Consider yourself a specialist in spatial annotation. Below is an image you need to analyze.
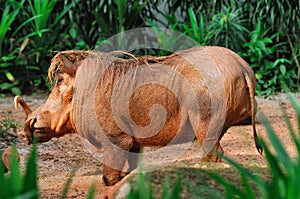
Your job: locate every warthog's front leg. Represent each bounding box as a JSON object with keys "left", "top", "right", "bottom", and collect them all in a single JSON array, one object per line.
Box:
[
  {"left": 102, "top": 134, "right": 134, "bottom": 186},
  {"left": 102, "top": 164, "right": 124, "bottom": 186},
  {"left": 201, "top": 141, "right": 224, "bottom": 162},
  {"left": 102, "top": 147, "right": 127, "bottom": 186}
]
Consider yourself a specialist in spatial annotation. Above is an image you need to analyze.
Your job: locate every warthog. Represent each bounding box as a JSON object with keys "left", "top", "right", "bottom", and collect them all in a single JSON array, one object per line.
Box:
[{"left": 15, "top": 46, "right": 262, "bottom": 186}]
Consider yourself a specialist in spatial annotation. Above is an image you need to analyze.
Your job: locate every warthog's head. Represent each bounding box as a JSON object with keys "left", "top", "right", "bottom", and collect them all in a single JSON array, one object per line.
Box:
[{"left": 15, "top": 51, "right": 89, "bottom": 144}]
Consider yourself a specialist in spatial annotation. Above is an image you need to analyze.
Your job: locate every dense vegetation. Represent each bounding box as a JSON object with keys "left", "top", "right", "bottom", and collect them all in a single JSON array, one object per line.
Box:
[{"left": 0, "top": 0, "right": 299, "bottom": 96}]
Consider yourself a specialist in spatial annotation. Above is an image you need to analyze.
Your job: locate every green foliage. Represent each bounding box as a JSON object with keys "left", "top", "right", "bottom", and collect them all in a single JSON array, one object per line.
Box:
[
  {"left": 0, "top": 0, "right": 299, "bottom": 95},
  {"left": 178, "top": 6, "right": 248, "bottom": 51},
  {"left": 0, "top": 143, "right": 96, "bottom": 199},
  {"left": 244, "top": 0, "right": 300, "bottom": 95},
  {"left": 66, "top": 0, "right": 148, "bottom": 49},
  {"left": 0, "top": 0, "right": 25, "bottom": 57},
  {"left": 127, "top": 170, "right": 153, "bottom": 199},
  {"left": 0, "top": 0, "right": 74, "bottom": 95},
  {"left": 19, "top": 0, "right": 75, "bottom": 73},
  {"left": 242, "top": 21, "right": 296, "bottom": 95},
  {"left": 182, "top": 8, "right": 209, "bottom": 45},
  {"left": 146, "top": 19, "right": 192, "bottom": 56},
  {"left": 209, "top": 5, "right": 248, "bottom": 51},
  {"left": 147, "top": 3, "right": 298, "bottom": 95},
  {"left": 147, "top": 6, "right": 247, "bottom": 55},
  {"left": 0, "top": 0, "right": 25, "bottom": 95},
  {"left": 207, "top": 92, "right": 300, "bottom": 198},
  {"left": 0, "top": 117, "right": 20, "bottom": 137},
  {"left": 0, "top": 144, "right": 38, "bottom": 199}
]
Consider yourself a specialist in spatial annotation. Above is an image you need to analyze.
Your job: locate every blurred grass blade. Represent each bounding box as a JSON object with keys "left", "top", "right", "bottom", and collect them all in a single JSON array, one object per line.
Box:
[
  {"left": 86, "top": 183, "right": 96, "bottom": 199},
  {"left": 19, "top": 38, "right": 30, "bottom": 55},
  {"left": 14, "top": 190, "right": 39, "bottom": 199},
  {"left": 280, "top": 105, "right": 300, "bottom": 155},
  {"left": 8, "top": 145, "right": 23, "bottom": 197},
  {"left": 161, "top": 175, "right": 169, "bottom": 199},
  {"left": 52, "top": 2, "right": 75, "bottom": 26},
  {"left": 222, "top": 155, "right": 266, "bottom": 189},
  {"left": 169, "top": 176, "right": 181, "bottom": 199},
  {"left": 206, "top": 170, "right": 246, "bottom": 198},
  {"left": 241, "top": 174, "right": 256, "bottom": 198},
  {"left": 60, "top": 163, "right": 80, "bottom": 199},
  {"left": 188, "top": 8, "right": 199, "bottom": 40},
  {"left": 285, "top": 92, "right": 300, "bottom": 132},
  {"left": 259, "top": 112, "right": 291, "bottom": 165},
  {"left": 0, "top": 163, "right": 8, "bottom": 198},
  {"left": 261, "top": 139, "right": 284, "bottom": 178},
  {"left": 117, "top": 0, "right": 126, "bottom": 29},
  {"left": 23, "top": 143, "right": 38, "bottom": 198},
  {"left": 11, "top": 15, "right": 43, "bottom": 38},
  {"left": 137, "top": 168, "right": 151, "bottom": 199}
]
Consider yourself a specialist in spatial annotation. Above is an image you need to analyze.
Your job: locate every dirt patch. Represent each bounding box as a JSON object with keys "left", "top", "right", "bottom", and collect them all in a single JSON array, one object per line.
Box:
[{"left": 0, "top": 93, "right": 299, "bottom": 198}]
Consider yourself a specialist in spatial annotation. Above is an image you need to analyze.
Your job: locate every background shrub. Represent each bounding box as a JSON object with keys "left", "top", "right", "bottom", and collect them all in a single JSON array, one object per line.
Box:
[{"left": 0, "top": 0, "right": 299, "bottom": 95}]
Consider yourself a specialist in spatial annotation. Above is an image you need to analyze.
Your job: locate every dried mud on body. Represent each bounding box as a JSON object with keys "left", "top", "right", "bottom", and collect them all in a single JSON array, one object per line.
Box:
[{"left": 0, "top": 93, "right": 299, "bottom": 198}]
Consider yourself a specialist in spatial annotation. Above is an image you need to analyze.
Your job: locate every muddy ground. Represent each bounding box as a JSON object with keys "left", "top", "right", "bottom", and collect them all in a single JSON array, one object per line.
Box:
[{"left": 0, "top": 93, "right": 299, "bottom": 198}]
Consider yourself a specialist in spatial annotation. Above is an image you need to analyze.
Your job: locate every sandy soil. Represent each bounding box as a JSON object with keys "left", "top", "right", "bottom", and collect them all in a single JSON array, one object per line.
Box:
[{"left": 0, "top": 93, "right": 299, "bottom": 198}]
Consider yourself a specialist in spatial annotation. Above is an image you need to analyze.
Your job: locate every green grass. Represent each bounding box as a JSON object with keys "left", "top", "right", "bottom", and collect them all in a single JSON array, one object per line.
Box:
[
  {"left": 0, "top": 117, "right": 20, "bottom": 137},
  {"left": 0, "top": 143, "right": 96, "bottom": 199},
  {"left": 0, "top": 144, "right": 38, "bottom": 199}
]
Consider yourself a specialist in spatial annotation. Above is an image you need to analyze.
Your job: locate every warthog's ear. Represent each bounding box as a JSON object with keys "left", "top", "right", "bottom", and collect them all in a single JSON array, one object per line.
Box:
[{"left": 61, "top": 55, "right": 77, "bottom": 77}]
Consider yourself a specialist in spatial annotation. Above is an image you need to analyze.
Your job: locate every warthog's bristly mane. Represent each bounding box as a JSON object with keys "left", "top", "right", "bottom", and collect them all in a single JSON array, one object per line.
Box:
[
  {"left": 48, "top": 50, "right": 171, "bottom": 83},
  {"left": 48, "top": 50, "right": 91, "bottom": 83}
]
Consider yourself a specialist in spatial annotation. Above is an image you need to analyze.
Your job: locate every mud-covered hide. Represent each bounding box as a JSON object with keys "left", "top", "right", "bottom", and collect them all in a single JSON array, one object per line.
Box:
[{"left": 71, "top": 46, "right": 254, "bottom": 160}]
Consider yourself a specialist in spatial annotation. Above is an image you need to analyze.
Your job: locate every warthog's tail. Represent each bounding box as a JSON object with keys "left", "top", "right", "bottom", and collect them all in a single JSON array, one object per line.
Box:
[{"left": 244, "top": 70, "right": 263, "bottom": 154}]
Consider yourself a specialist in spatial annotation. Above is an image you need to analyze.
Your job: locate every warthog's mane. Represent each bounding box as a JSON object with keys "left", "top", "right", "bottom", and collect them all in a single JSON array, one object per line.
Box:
[
  {"left": 48, "top": 50, "right": 171, "bottom": 83},
  {"left": 48, "top": 50, "right": 91, "bottom": 83}
]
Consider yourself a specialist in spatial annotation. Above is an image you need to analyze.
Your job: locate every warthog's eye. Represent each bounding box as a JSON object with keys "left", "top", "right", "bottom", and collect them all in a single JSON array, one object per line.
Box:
[{"left": 57, "top": 77, "right": 64, "bottom": 85}]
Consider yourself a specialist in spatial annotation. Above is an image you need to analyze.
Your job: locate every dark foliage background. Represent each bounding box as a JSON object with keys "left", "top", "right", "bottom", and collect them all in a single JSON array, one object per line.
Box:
[{"left": 0, "top": 0, "right": 299, "bottom": 96}]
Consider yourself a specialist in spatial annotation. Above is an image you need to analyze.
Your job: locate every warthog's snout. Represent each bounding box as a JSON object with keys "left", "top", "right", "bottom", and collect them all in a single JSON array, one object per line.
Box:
[
  {"left": 18, "top": 131, "right": 32, "bottom": 145},
  {"left": 17, "top": 117, "right": 36, "bottom": 145},
  {"left": 15, "top": 96, "right": 53, "bottom": 145},
  {"left": 18, "top": 114, "right": 53, "bottom": 144}
]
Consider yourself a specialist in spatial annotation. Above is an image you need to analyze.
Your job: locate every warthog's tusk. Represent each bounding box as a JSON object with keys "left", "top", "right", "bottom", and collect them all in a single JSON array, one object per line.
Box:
[
  {"left": 14, "top": 96, "right": 32, "bottom": 116},
  {"left": 14, "top": 96, "right": 20, "bottom": 110}
]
